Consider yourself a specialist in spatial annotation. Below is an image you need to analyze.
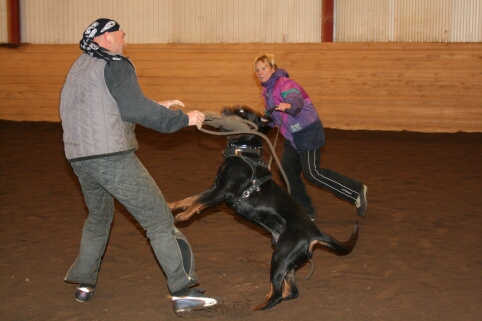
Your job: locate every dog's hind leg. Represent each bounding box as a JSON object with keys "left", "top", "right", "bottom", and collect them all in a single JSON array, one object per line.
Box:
[
  {"left": 252, "top": 248, "right": 290, "bottom": 310},
  {"left": 252, "top": 281, "right": 284, "bottom": 311},
  {"left": 282, "top": 269, "right": 299, "bottom": 301}
]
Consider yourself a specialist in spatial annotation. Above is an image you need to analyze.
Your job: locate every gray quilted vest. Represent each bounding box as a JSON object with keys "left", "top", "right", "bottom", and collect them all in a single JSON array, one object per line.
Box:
[{"left": 60, "top": 54, "right": 138, "bottom": 160}]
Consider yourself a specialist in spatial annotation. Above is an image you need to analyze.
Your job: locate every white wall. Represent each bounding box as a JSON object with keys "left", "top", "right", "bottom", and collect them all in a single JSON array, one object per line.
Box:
[
  {"left": 335, "top": 0, "right": 482, "bottom": 42},
  {"left": 5, "top": 0, "right": 482, "bottom": 44},
  {"left": 0, "top": 0, "right": 7, "bottom": 43},
  {"left": 19, "top": 0, "right": 321, "bottom": 44}
]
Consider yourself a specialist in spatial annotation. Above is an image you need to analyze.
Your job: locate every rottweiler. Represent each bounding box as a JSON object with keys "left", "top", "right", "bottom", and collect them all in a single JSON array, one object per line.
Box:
[{"left": 169, "top": 105, "right": 358, "bottom": 310}]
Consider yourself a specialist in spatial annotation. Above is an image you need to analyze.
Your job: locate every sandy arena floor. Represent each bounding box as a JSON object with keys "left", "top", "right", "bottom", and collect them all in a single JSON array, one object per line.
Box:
[{"left": 1, "top": 120, "right": 481, "bottom": 321}]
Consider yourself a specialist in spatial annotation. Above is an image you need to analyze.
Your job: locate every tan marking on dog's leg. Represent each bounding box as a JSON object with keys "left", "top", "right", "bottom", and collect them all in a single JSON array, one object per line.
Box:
[
  {"left": 267, "top": 284, "right": 274, "bottom": 298},
  {"left": 282, "top": 279, "right": 291, "bottom": 299},
  {"left": 308, "top": 240, "right": 317, "bottom": 252},
  {"left": 174, "top": 202, "right": 207, "bottom": 221},
  {"left": 167, "top": 195, "right": 200, "bottom": 211},
  {"left": 309, "top": 240, "right": 331, "bottom": 252},
  {"left": 251, "top": 284, "right": 273, "bottom": 311},
  {"left": 282, "top": 270, "right": 296, "bottom": 299}
]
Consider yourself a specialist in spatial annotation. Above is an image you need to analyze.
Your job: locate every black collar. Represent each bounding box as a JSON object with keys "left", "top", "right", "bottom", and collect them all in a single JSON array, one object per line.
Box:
[{"left": 222, "top": 143, "right": 263, "bottom": 157}]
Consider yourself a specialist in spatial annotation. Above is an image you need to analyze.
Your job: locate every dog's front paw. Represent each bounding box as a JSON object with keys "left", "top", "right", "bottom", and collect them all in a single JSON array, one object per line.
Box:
[
  {"left": 167, "top": 202, "right": 176, "bottom": 210},
  {"left": 168, "top": 202, "right": 186, "bottom": 211},
  {"left": 174, "top": 212, "right": 192, "bottom": 222}
]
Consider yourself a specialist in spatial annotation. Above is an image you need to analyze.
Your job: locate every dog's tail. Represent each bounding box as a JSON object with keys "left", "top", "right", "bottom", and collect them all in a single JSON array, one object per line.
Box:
[{"left": 313, "top": 221, "right": 359, "bottom": 256}]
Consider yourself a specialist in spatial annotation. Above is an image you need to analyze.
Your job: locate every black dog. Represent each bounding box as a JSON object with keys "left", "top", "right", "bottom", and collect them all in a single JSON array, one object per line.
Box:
[{"left": 169, "top": 106, "right": 358, "bottom": 310}]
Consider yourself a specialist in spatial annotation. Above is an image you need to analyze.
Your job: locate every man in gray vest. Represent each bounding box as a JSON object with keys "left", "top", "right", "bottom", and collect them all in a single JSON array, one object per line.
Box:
[{"left": 60, "top": 18, "right": 220, "bottom": 315}]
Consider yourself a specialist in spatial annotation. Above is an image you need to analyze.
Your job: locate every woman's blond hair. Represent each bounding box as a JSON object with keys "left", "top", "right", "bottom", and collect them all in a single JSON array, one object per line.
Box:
[{"left": 254, "top": 53, "right": 277, "bottom": 70}]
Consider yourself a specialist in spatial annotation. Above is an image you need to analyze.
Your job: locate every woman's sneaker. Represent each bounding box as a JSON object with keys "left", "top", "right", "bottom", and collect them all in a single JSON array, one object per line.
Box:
[
  {"left": 75, "top": 284, "right": 95, "bottom": 302},
  {"left": 172, "top": 287, "right": 221, "bottom": 314}
]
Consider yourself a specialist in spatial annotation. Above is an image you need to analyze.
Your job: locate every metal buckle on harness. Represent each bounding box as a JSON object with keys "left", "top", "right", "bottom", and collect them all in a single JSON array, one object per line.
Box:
[{"left": 253, "top": 179, "right": 261, "bottom": 192}]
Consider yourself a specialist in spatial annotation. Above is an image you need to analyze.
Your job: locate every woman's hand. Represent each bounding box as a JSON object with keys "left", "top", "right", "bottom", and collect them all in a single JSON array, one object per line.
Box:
[{"left": 275, "top": 103, "right": 291, "bottom": 112}]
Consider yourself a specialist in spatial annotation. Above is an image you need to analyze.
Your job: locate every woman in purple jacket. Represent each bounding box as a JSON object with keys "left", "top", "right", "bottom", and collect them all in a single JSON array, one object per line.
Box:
[{"left": 254, "top": 53, "right": 367, "bottom": 220}]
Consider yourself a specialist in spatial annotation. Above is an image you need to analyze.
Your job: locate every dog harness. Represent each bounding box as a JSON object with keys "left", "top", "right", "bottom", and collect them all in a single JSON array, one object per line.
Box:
[{"left": 223, "top": 144, "right": 272, "bottom": 209}]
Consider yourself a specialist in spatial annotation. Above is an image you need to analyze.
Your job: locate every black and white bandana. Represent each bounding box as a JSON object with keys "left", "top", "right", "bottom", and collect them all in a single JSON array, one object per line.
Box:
[{"left": 80, "top": 18, "right": 126, "bottom": 62}]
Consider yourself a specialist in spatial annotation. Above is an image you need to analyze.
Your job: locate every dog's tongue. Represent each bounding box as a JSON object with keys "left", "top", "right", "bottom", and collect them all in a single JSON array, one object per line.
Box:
[{"left": 203, "top": 112, "right": 253, "bottom": 132}]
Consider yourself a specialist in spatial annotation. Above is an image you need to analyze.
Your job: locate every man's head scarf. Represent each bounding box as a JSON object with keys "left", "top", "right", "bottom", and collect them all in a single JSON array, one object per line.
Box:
[{"left": 80, "top": 18, "right": 126, "bottom": 62}]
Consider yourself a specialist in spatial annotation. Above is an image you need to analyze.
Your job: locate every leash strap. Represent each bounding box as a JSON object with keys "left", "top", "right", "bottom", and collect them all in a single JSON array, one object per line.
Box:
[
  {"left": 198, "top": 115, "right": 291, "bottom": 194},
  {"left": 267, "top": 110, "right": 284, "bottom": 169}
]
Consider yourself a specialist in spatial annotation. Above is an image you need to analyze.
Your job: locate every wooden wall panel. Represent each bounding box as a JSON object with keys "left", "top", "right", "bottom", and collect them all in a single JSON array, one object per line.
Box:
[{"left": 0, "top": 43, "right": 481, "bottom": 132}]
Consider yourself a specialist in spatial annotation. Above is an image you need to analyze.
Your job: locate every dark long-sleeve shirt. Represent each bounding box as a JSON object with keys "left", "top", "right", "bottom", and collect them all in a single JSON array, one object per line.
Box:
[{"left": 104, "top": 59, "right": 189, "bottom": 133}]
